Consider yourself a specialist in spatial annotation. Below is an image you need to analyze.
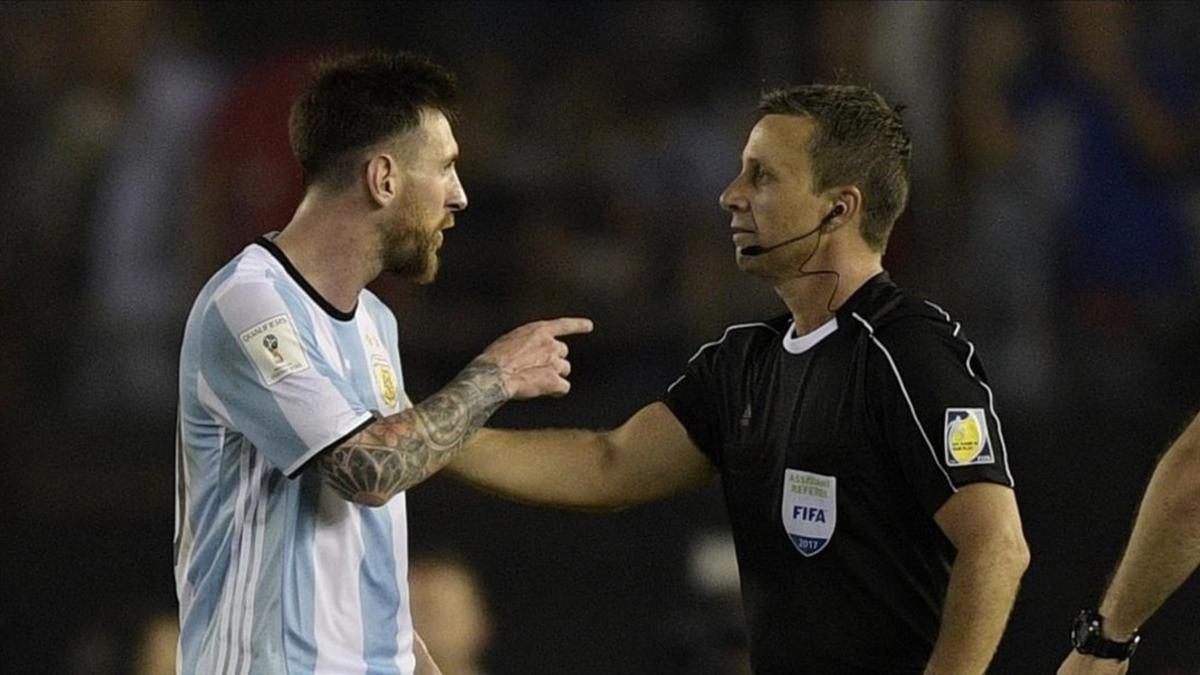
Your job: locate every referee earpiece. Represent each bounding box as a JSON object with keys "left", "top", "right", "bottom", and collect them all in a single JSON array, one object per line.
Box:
[{"left": 820, "top": 203, "right": 847, "bottom": 229}]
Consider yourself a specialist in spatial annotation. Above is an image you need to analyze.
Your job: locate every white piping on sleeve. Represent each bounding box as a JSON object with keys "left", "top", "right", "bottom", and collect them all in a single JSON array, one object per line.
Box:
[
  {"left": 923, "top": 301, "right": 1015, "bottom": 486},
  {"left": 666, "top": 322, "right": 778, "bottom": 393},
  {"left": 852, "top": 312, "right": 958, "bottom": 494}
]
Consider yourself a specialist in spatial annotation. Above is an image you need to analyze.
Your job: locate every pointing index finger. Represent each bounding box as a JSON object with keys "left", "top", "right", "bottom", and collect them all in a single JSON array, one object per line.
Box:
[{"left": 544, "top": 317, "right": 594, "bottom": 337}]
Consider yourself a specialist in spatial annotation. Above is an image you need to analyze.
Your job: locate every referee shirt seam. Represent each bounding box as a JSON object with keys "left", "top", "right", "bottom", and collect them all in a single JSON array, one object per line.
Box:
[
  {"left": 920, "top": 301, "right": 1015, "bottom": 487},
  {"left": 666, "top": 321, "right": 779, "bottom": 392},
  {"left": 851, "top": 312, "right": 959, "bottom": 495}
]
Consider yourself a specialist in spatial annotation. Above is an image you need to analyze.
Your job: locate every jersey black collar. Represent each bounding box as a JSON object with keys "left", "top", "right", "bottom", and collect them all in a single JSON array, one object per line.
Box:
[
  {"left": 836, "top": 271, "right": 896, "bottom": 321},
  {"left": 254, "top": 233, "right": 358, "bottom": 322}
]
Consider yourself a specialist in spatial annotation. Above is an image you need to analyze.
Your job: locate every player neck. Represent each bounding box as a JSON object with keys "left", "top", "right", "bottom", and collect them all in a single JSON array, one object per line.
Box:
[
  {"left": 773, "top": 257, "right": 883, "bottom": 334},
  {"left": 274, "top": 193, "right": 380, "bottom": 314}
]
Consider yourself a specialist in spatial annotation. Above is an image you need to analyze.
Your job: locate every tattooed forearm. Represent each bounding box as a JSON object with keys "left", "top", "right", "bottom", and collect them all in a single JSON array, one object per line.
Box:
[{"left": 319, "top": 359, "right": 509, "bottom": 506}]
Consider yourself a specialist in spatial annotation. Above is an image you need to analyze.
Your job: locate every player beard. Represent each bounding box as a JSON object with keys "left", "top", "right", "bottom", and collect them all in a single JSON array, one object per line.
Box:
[{"left": 379, "top": 207, "right": 447, "bottom": 285}]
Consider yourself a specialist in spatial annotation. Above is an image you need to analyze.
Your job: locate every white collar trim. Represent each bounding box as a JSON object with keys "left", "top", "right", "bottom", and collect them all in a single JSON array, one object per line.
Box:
[{"left": 782, "top": 316, "right": 838, "bottom": 354}]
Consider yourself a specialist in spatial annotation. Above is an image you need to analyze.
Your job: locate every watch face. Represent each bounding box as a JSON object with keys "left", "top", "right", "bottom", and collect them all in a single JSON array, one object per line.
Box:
[
  {"left": 1071, "top": 610, "right": 1097, "bottom": 649},
  {"left": 1071, "top": 609, "right": 1139, "bottom": 661}
]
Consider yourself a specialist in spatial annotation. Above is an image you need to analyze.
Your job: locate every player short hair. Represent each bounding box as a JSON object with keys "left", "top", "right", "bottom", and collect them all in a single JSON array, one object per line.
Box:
[
  {"left": 758, "top": 84, "right": 911, "bottom": 252},
  {"left": 289, "top": 50, "right": 459, "bottom": 190}
]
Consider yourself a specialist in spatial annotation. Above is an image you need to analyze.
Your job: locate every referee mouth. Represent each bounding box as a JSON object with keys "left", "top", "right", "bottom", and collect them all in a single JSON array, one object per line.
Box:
[
  {"left": 731, "top": 222, "right": 760, "bottom": 248},
  {"left": 732, "top": 229, "right": 757, "bottom": 247}
]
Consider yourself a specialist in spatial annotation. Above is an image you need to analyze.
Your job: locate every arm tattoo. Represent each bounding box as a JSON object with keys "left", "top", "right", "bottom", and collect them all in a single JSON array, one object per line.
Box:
[{"left": 319, "top": 359, "right": 509, "bottom": 505}]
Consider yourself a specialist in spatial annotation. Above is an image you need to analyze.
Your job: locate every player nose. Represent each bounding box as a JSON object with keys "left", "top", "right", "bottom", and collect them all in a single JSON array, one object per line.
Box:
[{"left": 447, "top": 170, "right": 467, "bottom": 212}]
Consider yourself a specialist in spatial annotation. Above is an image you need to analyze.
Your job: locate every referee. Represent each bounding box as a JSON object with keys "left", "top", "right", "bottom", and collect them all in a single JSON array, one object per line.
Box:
[{"left": 450, "top": 84, "right": 1029, "bottom": 674}]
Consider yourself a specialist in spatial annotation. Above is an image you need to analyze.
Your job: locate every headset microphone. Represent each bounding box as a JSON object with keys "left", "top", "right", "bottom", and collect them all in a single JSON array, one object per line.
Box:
[{"left": 739, "top": 204, "right": 844, "bottom": 257}]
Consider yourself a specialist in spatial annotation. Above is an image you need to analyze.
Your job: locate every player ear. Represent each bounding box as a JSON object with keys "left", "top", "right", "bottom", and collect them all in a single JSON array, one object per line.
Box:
[{"left": 365, "top": 153, "right": 399, "bottom": 207}]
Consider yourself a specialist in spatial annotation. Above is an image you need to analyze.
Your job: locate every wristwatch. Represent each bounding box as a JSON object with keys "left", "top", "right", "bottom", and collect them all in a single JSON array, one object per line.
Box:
[{"left": 1071, "top": 609, "right": 1140, "bottom": 661}]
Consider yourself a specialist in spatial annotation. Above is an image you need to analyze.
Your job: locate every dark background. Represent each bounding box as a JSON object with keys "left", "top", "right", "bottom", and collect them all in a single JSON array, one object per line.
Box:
[{"left": 2, "top": 1, "right": 1199, "bottom": 672}]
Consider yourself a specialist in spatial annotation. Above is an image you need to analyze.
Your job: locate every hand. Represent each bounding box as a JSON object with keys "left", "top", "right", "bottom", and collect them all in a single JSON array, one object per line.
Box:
[
  {"left": 478, "top": 317, "right": 594, "bottom": 399},
  {"left": 1057, "top": 652, "right": 1129, "bottom": 675}
]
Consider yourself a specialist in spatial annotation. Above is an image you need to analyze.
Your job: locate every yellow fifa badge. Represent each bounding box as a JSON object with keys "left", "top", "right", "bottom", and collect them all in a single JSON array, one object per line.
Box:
[
  {"left": 373, "top": 358, "right": 399, "bottom": 409},
  {"left": 943, "top": 408, "right": 995, "bottom": 466}
]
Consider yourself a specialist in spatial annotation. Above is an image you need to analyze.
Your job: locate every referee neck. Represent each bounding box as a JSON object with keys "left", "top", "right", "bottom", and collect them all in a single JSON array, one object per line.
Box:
[{"left": 774, "top": 259, "right": 883, "bottom": 334}]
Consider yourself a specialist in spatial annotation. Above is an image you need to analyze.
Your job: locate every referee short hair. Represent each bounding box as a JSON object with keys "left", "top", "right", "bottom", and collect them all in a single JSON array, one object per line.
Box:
[
  {"left": 758, "top": 84, "right": 912, "bottom": 252},
  {"left": 289, "top": 49, "right": 459, "bottom": 190}
]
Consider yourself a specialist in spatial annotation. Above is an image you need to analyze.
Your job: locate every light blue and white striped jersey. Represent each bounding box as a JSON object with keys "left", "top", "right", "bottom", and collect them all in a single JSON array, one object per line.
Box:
[{"left": 174, "top": 236, "right": 415, "bottom": 675}]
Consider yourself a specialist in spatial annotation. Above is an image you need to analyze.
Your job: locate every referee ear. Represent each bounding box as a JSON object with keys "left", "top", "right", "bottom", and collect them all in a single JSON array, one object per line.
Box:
[
  {"left": 821, "top": 186, "right": 862, "bottom": 233},
  {"left": 365, "top": 153, "right": 400, "bottom": 207}
]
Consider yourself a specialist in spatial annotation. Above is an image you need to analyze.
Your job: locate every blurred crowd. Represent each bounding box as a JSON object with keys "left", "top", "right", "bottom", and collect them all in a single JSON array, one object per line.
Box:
[{"left": 2, "top": 2, "right": 1198, "bottom": 673}]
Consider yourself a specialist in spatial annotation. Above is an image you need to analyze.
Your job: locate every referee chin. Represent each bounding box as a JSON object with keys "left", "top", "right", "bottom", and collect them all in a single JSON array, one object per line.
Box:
[{"left": 447, "top": 83, "right": 1029, "bottom": 674}]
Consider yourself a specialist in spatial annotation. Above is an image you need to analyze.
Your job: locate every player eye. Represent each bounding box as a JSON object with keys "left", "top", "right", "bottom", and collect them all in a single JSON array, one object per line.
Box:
[{"left": 751, "top": 164, "right": 769, "bottom": 185}]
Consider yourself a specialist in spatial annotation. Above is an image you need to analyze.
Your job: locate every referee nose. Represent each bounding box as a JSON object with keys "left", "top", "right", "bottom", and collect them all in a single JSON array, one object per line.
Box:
[{"left": 720, "top": 177, "right": 749, "bottom": 213}]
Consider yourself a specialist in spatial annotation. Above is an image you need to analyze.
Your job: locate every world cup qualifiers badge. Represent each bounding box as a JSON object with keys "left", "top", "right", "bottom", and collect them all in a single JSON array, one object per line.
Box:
[
  {"left": 239, "top": 314, "right": 311, "bottom": 386},
  {"left": 943, "top": 408, "right": 995, "bottom": 466}
]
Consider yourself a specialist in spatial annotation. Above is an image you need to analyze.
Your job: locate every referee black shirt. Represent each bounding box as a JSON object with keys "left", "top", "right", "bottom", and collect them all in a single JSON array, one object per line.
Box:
[{"left": 664, "top": 272, "right": 1014, "bottom": 674}]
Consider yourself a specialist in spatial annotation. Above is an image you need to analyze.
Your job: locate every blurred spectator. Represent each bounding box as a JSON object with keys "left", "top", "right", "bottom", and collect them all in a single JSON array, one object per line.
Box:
[
  {"left": 188, "top": 51, "right": 315, "bottom": 281},
  {"left": 66, "top": 605, "right": 177, "bottom": 675},
  {"left": 1053, "top": 0, "right": 1197, "bottom": 333},
  {"left": 3, "top": 2, "right": 155, "bottom": 415},
  {"left": 409, "top": 552, "right": 493, "bottom": 675},
  {"left": 954, "top": 1, "right": 1198, "bottom": 414},
  {"left": 133, "top": 611, "right": 180, "bottom": 675},
  {"left": 952, "top": 3, "right": 1062, "bottom": 408},
  {"left": 1053, "top": 0, "right": 1199, "bottom": 423},
  {"left": 0, "top": 5, "right": 68, "bottom": 427},
  {"left": 659, "top": 531, "right": 752, "bottom": 675},
  {"left": 71, "top": 2, "right": 224, "bottom": 423}
]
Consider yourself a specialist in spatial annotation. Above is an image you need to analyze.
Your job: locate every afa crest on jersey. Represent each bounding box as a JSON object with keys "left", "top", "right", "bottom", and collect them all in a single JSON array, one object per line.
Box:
[
  {"left": 372, "top": 356, "right": 399, "bottom": 410},
  {"left": 943, "top": 408, "right": 994, "bottom": 466},
  {"left": 781, "top": 469, "right": 837, "bottom": 557}
]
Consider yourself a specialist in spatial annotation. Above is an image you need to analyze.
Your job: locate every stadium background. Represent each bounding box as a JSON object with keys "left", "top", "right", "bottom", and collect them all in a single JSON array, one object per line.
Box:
[{"left": 1, "top": 1, "right": 1198, "bottom": 672}]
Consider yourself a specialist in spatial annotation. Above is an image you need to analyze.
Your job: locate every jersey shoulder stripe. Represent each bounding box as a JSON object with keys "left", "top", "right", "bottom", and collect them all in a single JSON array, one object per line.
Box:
[
  {"left": 667, "top": 321, "right": 780, "bottom": 392},
  {"left": 919, "top": 301, "right": 1014, "bottom": 486},
  {"left": 851, "top": 311, "right": 958, "bottom": 494}
]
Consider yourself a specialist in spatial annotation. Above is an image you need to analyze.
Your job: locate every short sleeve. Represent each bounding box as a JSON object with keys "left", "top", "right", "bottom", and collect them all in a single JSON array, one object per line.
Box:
[
  {"left": 866, "top": 316, "right": 1014, "bottom": 515},
  {"left": 199, "top": 281, "right": 376, "bottom": 478},
  {"left": 662, "top": 344, "right": 725, "bottom": 467}
]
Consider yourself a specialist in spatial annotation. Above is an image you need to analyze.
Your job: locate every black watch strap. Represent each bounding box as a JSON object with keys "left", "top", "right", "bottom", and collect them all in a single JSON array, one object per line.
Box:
[{"left": 1071, "top": 609, "right": 1140, "bottom": 661}]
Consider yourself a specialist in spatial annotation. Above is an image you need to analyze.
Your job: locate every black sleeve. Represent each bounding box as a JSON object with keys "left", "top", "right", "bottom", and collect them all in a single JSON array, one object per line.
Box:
[
  {"left": 662, "top": 344, "right": 726, "bottom": 469},
  {"left": 866, "top": 316, "right": 1014, "bottom": 516}
]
